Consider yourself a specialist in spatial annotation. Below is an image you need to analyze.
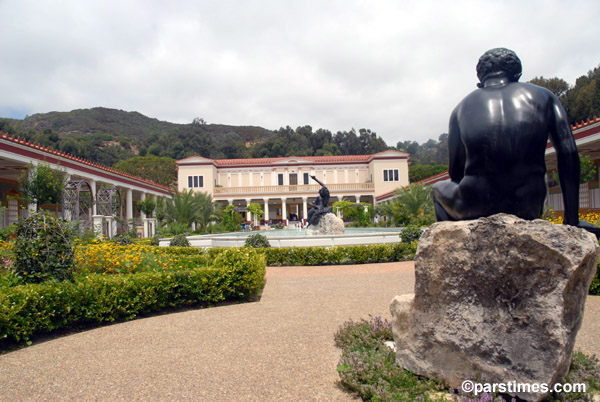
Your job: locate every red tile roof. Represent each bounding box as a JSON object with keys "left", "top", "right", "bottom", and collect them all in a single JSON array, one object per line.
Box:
[
  {"left": 571, "top": 116, "right": 600, "bottom": 130},
  {"left": 0, "top": 131, "right": 172, "bottom": 192},
  {"left": 214, "top": 154, "right": 373, "bottom": 166},
  {"left": 179, "top": 150, "right": 408, "bottom": 167}
]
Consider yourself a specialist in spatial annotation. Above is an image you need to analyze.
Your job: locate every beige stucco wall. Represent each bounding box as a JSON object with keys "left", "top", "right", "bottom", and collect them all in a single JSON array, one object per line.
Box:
[
  {"left": 178, "top": 164, "right": 217, "bottom": 196},
  {"left": 370, "top": 158, "right": 409, "bottom": 197}
]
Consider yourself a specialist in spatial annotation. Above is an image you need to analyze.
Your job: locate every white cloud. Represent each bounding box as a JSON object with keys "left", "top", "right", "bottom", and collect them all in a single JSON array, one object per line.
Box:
[{"left": 0, "top": 0, "right": 599, "bottom": 147}]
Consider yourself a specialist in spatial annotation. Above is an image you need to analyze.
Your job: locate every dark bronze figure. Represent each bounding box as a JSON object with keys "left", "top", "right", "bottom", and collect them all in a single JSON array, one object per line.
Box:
[
  {"left": 431, "top": 48, "right": 599, "bottom": 237},
  {"left": 307, "top": 175, "right": 333, "bottom": 227}
]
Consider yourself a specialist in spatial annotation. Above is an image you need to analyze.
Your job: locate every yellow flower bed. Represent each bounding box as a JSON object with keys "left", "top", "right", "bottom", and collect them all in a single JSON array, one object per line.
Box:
[
  {"left": 74, "top": 242, "right": 188, "bottom": 274},
  {"left": 542, "top": 211, "right": 600, "bottom": 226}
]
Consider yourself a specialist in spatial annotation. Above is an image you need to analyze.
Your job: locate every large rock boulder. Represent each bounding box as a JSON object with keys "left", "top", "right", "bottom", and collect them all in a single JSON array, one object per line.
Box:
[
  {"left": 306, "top": 212, "right": 345, "bottom": 235},
  {"left": 390, "top": 213, "right": 599, "bottom": 402}
]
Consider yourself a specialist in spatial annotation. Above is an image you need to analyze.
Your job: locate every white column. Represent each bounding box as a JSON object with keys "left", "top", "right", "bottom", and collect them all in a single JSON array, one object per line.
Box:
[
  {"left": 227, "top": 199, "right": 234, "bottom": 205},
  {"left": 140, "top": 192, "right": 146, "bottom": 220},
  {"left": 126, "top": 188, "right": 133, "bottom": 226},
  {"left": 263, "top": 198, "right": 270, "bottom": 224},
  {"left": 246, "top": 198, "right": 252, "bottom": 223},
  {"left": 355, "top": 195, "right": 360, "bottom": 203},
  {"left": 281, "top": 197, "right": 287, "bottom": 225},
  {"left": 302, "top": 196, "right": 308, "bottom": 223},
  {"left": 88, "top": 179, "right": 97, "bottom": 215}
]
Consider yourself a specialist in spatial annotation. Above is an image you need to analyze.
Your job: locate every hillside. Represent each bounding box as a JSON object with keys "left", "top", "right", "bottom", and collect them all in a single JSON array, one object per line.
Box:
[
  {"left": 7, "top": 107, "right": 273, "bottom": 143},
  {"left": 0, "top": 107, "right": 276, "bottom": 167}
]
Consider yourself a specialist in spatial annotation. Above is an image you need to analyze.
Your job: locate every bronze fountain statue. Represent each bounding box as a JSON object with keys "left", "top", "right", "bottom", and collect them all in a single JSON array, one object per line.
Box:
[{"left": 307, "top": 175, "right": 333, "bottom": 227}]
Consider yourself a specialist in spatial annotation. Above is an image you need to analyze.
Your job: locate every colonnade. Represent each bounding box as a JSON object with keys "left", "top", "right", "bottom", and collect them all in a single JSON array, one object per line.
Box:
[{"left": 221, "top": 194, "right": 373, "bottom": 226}]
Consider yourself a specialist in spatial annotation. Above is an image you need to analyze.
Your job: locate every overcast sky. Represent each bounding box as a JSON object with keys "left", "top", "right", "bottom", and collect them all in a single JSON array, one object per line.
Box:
[{"left": 1, "top": 0, "right": 599, "bottom": 146}]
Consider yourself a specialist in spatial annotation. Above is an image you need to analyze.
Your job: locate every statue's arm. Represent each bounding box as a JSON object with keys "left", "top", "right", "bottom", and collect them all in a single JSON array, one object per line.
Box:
[
  {"left": 548, "top": 96, "right": 580, "bottom": 226},
  {"left": 448, "top": 109, "right": 466, "bottom": 183},
  {"left": 310, "top": 175, "right": 326, "bottom": 188}
]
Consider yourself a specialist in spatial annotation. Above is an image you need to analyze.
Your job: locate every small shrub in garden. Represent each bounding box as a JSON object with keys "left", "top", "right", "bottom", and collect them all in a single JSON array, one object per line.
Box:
[
  {"left": 245, "top": 233, "right": 271, "bottom": 248},
  {"left": 170, "top": 234, "right": 190, "bottom": 247},
  {"left": 149, "top": 234, "right": 160, "bottom": 246},
  {"left": 13, "top": 212, "right": 75, "bottom": 283},
  {"left": 112, "top": 234, "right": 135, "bottom": 245},
  {"left": 401, "top": 225, "right": 422, "bottom": 244}
]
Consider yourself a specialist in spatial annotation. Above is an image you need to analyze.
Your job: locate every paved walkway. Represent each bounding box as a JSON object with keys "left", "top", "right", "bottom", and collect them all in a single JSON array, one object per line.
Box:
[{"left": 1, "top": 262, "right": 599, "bottom": 402}]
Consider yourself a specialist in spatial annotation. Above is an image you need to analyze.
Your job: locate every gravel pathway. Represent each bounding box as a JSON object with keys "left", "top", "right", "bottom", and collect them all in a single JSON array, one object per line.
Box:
[{"left": 1, "top": 261, "right": 598, "bottom": 402}]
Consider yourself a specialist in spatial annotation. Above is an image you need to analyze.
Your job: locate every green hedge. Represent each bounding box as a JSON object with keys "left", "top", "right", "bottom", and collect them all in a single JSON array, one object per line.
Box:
[
  {"left": 151, "top": 242, "right": 417, "bottom": 266},
  {"left": 0, "top": 248, "right": 265, "bottom": 347},
  {"left": 263, "top": 242, "right": 417, "bottom": 266}
]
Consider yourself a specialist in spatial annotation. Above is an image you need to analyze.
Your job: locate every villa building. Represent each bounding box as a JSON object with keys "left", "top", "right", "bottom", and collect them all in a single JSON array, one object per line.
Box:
[{"left": 177, "top": 149, "right": 409, "bottom": 225}]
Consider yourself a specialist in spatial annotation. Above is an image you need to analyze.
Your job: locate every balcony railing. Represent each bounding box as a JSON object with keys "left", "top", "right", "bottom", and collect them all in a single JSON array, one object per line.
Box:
[{"left": 213, "top": 182, "right": 374, "bottom": 196}]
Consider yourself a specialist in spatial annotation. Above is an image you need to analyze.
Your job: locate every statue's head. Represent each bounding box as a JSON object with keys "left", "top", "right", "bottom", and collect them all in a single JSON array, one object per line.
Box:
[
  {"left": 319, "top": 187, "right": 329, "bottom": 198},
  {"left": 476, "top": 48, "right": 522, "bottom": 86}
]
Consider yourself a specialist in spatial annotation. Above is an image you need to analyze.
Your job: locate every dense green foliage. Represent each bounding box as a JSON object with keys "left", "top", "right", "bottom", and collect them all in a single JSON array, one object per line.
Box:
[
  {"left": 530, "top": 65, "right": 600, "bottom": 125},
  {"left": 114, "top": 155, "right": 177, "bottom": 187},
  {"left": 333, "top": 201, "right": 372, "bottom": 226},
  {"left": 18, "top": 162, "right": 66, "bottom": 209},
  {"left": 397, "top": 134, "right": 449, "bottom": 166},
  {"left": 245, "top": 233, "right": 271, "bottom": 248},
  {"left": 408, "top": 164, "right": 448, "bottom": 183},
  {"left": 0, "top": 248, "right": 266, "bottom": 347},
  {"left": 13, "top": 212, "right": 75, "bottom": 283},
  {"left": 162, "top": 189, "right": 219, "bottom": 232},
  {"left": 400, "top": 226, "right": 423, "bottom": 244},
  {"left": 376, "top": 183, "right": 435, "bottom": 227},
  {"left": 169, "top": 234, "right": 190, "bottom": 247},
  {"left": 334, "top": 317, "right": 600, "bottom": 401}
]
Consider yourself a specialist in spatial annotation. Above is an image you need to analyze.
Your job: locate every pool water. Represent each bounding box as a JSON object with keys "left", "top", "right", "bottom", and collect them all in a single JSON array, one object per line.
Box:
[{"left": 210, "top": 227, "right": 404, "bottom": 238}]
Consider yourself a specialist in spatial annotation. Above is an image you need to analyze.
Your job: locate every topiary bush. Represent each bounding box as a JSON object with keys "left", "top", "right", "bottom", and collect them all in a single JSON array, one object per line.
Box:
[
  {"left": 400, "top": 226, "right": 423, "bottom": 244},
  {"left": 13, "top": 212, "right": 75, "bottom": 283},
  {"left": 169, "top": 234, "right": 190, "bottom": 247},
  {"left": 245, "top": 233, "right": 271, "bottom": 248}
]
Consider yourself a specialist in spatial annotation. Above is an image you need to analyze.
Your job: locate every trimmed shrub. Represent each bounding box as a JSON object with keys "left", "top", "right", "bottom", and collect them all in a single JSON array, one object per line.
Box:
[
  {"left": 13, "top": 212, "right": 75, "bottom": 283},
  {"left": 400, "top": 226, "right": 423, "bottom": 244},
  {"left": 245, "top": 233, "right": 271, "bottom": 248},
  {"left": 263, "top": 242, "right": 416, "bottom": 266},
  {"left": 170, "top": 234, "right": 190, "bottom": 247},
  {"left": 149, "top": 234, "right": 160, "bottom": 246},
  {"left": 112, "top": 234, "right": 135, "bottom": 245},
  {"left": 0, "top": 248, "right": 266, "bottom": 347}
]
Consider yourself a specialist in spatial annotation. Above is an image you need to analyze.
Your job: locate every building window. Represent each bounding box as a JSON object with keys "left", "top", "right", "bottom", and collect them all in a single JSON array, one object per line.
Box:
[
  {"left": 303, "top": 172, "right": 309, "bottom": 184},
  {"left": 187, "top": 175, "right": 204, "bottom": 188},
  {"left": 383, "top": 169, "right": 399, "bottom": 182},
  {"left": 278, "top": 173, "right": 284, "bottom": 186}
]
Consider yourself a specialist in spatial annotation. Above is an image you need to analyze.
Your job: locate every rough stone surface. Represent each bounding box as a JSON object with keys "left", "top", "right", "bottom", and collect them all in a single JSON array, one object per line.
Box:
[
  {"left": 390, "top": 213, "right": 599, "bottom": 402},
  {"left": 306, "top": 212, "right": 345, "bottom": 235}
]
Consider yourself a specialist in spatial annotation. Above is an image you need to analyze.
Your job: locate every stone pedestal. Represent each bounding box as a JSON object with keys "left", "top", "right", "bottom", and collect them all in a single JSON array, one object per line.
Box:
[
  {"left": 390, "top": 214, "right": 599, "bottom": 402},
  {"left": 306, "top": 212, "right": 344, "bottom": 235}
]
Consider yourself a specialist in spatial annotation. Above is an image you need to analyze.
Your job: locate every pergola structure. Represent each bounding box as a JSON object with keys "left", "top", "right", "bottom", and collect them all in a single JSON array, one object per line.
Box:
[{"left": 0, "top": 131, "right": 172, "bottom": 238}]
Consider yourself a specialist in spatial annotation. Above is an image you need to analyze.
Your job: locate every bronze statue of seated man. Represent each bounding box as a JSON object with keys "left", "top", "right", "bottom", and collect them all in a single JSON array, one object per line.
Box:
[{"left": 431, "top": 48, "right": 599, "bottom": 237}]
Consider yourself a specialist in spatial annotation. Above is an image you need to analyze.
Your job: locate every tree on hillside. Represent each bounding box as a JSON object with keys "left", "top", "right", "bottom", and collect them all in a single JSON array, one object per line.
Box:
[
  {"left": 113, "top": 155, "right": 176, "bottom": 187},
  {"left": 529, "top": 76, "right": 570, "bottom": 97}
]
